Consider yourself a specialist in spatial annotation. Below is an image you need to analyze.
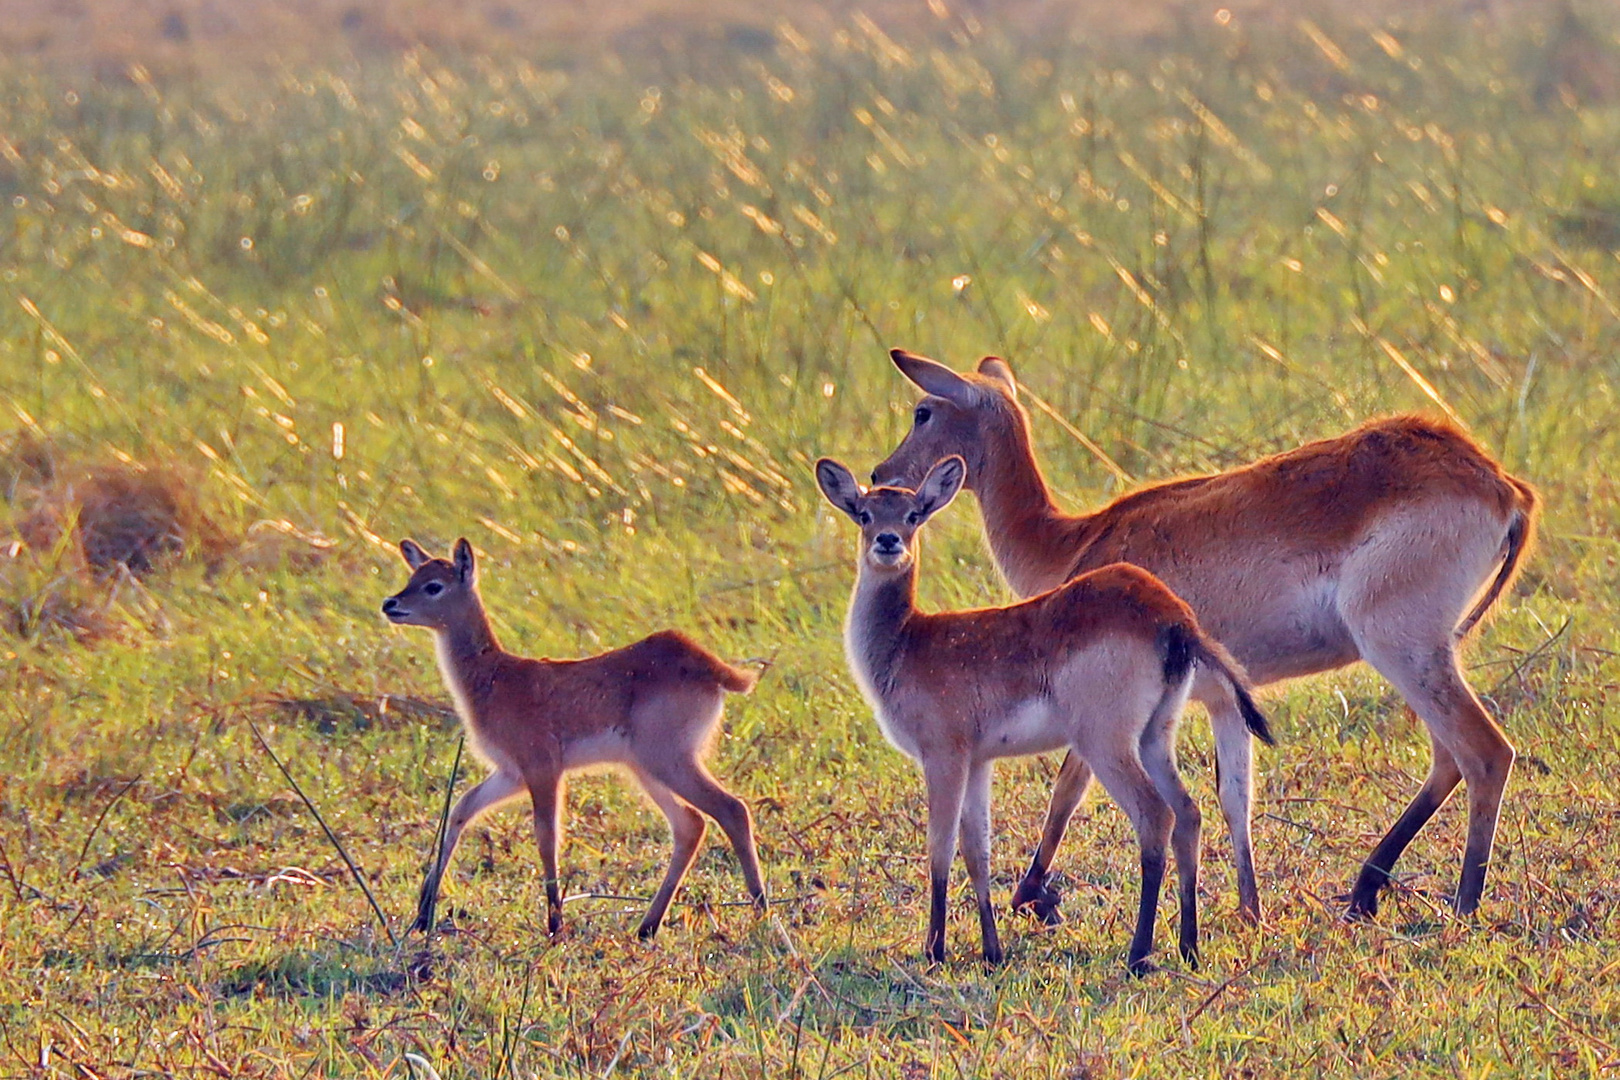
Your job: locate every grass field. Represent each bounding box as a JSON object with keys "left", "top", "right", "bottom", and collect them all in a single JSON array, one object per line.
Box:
[{"left": 3, "top": 1, "right": 1620, "bottom": 1076}]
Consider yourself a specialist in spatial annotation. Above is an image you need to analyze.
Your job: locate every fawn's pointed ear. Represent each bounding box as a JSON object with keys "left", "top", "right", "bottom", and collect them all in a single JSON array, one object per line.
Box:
[
  {"left": 914, "top": 456, "right": 966, "bottom": 522},
  {"left": 890, "top": 348, "right": 982, "bottom": 407},
  {"left": 452, "top": 538, "right": 476, "bottom": 582},
  {"left": 400, "top": 538, "right": 431, "bottom": 570},
  {"left": 814, "top": 458, "right": 865, "bottom": 522},
  {"left": 976, "top": 356, "right": 1018, "bottom": 400}
]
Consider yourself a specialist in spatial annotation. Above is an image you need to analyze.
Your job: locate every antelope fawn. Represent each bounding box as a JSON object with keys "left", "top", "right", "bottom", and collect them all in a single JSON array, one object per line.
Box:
[
  {"left": 816, "top": 455, "right": 1273, "bottom": 972},
  {"left": 872, "top": 348, "right": 1538, "bottom": 923},
  {"left": 383, "top": 538, "right": 767, "bottom": 940}
]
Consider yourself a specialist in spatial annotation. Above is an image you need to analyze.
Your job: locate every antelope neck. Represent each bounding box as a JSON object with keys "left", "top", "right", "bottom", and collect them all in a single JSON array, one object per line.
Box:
[
  {"left": 973, "top": 438, "right": 1077, "bottom": 594},
  {"left": 435, "top": 603, "right": 501, "bottom": 664},
  {"left": 847, "top": 556, "right": 918, "bottom": 697}
]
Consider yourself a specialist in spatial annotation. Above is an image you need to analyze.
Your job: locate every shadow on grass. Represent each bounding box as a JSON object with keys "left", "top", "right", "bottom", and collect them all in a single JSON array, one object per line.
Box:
[
  {"left": 705, "top": 946, "right": 1005, "bottom": 1039},
  {"left": 218, "top": 949, "right": 411, "bottom": 999}
]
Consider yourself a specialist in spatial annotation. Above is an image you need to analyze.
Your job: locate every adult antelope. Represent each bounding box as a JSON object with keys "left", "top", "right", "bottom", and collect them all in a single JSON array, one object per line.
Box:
[
  {"left": 816, "top": 454, "right": 1273, "bottom": 971},
  {"left": 871, "top": 349, "right": 1537, "bottom": 923},
  {"left": 384, "top": 538, "right": 767, "bottom": 940}
]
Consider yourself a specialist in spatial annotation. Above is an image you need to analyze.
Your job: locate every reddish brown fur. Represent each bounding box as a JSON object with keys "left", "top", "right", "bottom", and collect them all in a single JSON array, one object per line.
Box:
[
  {"left": 872, "top": 348, "right": 1539, "bottom": 922},
  {"left": 384, "top": 538, "right": 766, "bottom": 940},
  {"left": 817, "top": 455, "right": 1272, "bottom": 972}
]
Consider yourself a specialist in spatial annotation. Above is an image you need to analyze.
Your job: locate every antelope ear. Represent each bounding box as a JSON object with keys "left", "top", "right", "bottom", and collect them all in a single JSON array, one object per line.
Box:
[
  {"left": 976, "top": 356, "right": 1018, "bottom": 400},
  {"left": 400, "top": 538, "right": 432, "bottom": 570},
  {"left": 890, "top": 348, "right": 982, "bottom": 407},
  {"left": 452, "top": 538, "right": 476, "bottom": 582},
  {"left": 914, "top": 456, "right": 966, "bottom": 522},
  {"left": 814, "top": 458, "right": 865, "bottom": 522}
]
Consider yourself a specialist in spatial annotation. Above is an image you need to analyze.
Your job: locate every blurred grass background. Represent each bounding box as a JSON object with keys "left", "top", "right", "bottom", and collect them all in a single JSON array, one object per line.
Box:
[{"left": 2, "top": 0, "right": 1619, "bottom": 1076}]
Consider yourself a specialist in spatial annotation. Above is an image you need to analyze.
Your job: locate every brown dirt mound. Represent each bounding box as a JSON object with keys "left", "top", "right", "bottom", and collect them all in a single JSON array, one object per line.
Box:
[
  {"left": 6, "top": 437, "right": 333, "bottom": 578},
  {"left": 16, "top": 459, "right": 229, "bottom": 576},
  {"left": 1, "top": 435, "right": 335, "bottom": 644}
]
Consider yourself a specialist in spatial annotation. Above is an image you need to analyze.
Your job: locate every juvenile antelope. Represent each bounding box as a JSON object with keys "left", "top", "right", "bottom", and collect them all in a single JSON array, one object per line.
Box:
[
  {"left": 872, "top": 348, "right": 1538, "bottom": 923},
  {"left": 383, "top": 538, "right": 767, "bottom": 940},
  {"left": 816, "top": 455, "right": 1272, "bottom": 972}
]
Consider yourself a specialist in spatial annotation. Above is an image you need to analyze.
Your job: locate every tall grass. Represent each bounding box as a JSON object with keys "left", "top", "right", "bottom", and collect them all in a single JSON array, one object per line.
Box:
[{"left": 1, "top": 3, "right": 1619, "bottom": 1076}]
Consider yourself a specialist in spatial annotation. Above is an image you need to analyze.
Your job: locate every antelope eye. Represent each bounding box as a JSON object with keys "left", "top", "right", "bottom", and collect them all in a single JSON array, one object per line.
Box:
[
  {"left": 423, "top": 582, "right": 445, "bottom": 597},
  {"left": 905, "top": 511, "right": 922, "bottom": 525},
  {"left": 914, "top": 405, "right": 932, "bottom": 426},
  {"left": 856, "top": 510, "right": 873, "bottom": 526}
]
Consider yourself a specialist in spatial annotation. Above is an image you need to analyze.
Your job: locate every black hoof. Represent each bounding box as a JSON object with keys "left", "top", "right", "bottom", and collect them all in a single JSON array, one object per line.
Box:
[
  {"left": 636, "top": 922, "right": 658, "bottom": 941},
  {"left": 982, "top": 944, "right": 1005, "bottom": 966},
  {"left": 1180, "top": 944, "right": 1201, "bottom": 971},
  {"left": 1343, "top": 892, "right": 1380, "bottom": 922},
  {"left": 1011, "top": 877, "right": 1065, "bottom": 925},
  {"left": 1127, "top": 956, "right": 1158, "bottom": 978},
  {"left": 406, "top": 950, "right": 437, "bottom": 981}
]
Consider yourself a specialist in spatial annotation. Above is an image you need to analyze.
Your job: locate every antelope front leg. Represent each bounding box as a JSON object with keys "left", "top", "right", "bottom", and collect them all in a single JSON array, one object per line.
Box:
[
  {"left": 413, "top": 771, "right": 525, "bottom": 933},
  {"left": 958, "top": 761, "right": 1002, "bottom": 964},
  {"left": 922, "top": 758, "right": 970, "bottom": 963}
]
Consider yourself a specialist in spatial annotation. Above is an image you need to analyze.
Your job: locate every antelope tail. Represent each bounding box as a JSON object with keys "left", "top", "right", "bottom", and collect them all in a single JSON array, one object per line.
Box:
[{"left": 1163, "top": 624, "right": 1276, "bottom": 746}]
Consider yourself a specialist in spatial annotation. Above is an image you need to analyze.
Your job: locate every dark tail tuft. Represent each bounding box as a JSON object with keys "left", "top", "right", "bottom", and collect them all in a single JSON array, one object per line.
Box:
[
  {"left": 1225, "top": 672, "right": 1276, "bottom": 746},
  {"left": 1159, "top": 624, "right": 1197, "bottom": 686},
  {"left": 1456, "top": 495, "right": 1536, "bottom": 639},
  {"left": 1169, "top": 626, "right": 1276, "bottom": 747}
]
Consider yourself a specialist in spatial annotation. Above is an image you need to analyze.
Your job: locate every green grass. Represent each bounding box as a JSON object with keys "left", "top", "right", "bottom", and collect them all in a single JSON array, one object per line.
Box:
[{"left": 3, "top": 3, "right": 1620, "bottom": 1076}]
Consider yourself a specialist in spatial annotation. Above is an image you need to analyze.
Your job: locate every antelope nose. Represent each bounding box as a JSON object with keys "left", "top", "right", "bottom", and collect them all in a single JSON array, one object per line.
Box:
[
  {"left": 874, "top": 532, "right": 902, "bottom": 552},
  {"left": 381, "top": 597, "right": 401, "bottom": 615}
]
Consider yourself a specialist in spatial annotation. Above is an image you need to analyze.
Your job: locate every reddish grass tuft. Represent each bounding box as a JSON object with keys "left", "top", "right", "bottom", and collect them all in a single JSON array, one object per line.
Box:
[
  {"left": 1, "top": 438, "right": 334, "bottom": 644},
  {"left": 17, "top": 458, "right": 230, "bottom": 576}
]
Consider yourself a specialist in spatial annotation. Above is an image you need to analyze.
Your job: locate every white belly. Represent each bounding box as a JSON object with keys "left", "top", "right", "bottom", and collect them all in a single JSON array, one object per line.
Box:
[
  {"left": 563, "top": 730, "right": 631, "bottom": 770},
  {"left": 984, "top": 696, "right": 1070, "bottom": 759}
]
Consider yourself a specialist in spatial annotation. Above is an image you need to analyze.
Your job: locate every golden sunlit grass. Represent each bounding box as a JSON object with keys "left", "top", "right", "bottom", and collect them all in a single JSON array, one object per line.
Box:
[{"left": 1, "top": 1, "right": 1619, "bottom": 1076}]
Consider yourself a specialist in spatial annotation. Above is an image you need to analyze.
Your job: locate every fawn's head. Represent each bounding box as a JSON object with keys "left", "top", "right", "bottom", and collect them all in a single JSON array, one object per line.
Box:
[
  {"left": 382, "top": 538, "right": 478, "bottom": 629},
  {"left": 816, "top": 455, "right": 965, "bottom": 575},
  {"left": 870, "top": 348, "right": 1023, "bottom": 490}
]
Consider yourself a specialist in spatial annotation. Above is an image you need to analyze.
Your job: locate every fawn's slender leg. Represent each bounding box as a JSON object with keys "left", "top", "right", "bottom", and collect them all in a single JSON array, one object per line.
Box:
[
  {"left": 653, "top": 759, "right": 767, "bottom": 910},
  {"left": 1087, "top": 751, "right": 1175, "bottom": 976},
  {"left": 631, "top": 769, "right": 708, "bottom": 939},
  {"left": 958, "top": 760, "right": 1002, "bottom": 964},
  {"left": 1140, "top": 719, "right": 1203, "bottom": 968},
  {"left": 529, "top": 772, "right": 566, "bottom": 936},
  {"left": 922, "top": 757, "right": 970, "bottom": 963},
  {"left": 413, "top": 770, "right": 525, "bottom": 933}
]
